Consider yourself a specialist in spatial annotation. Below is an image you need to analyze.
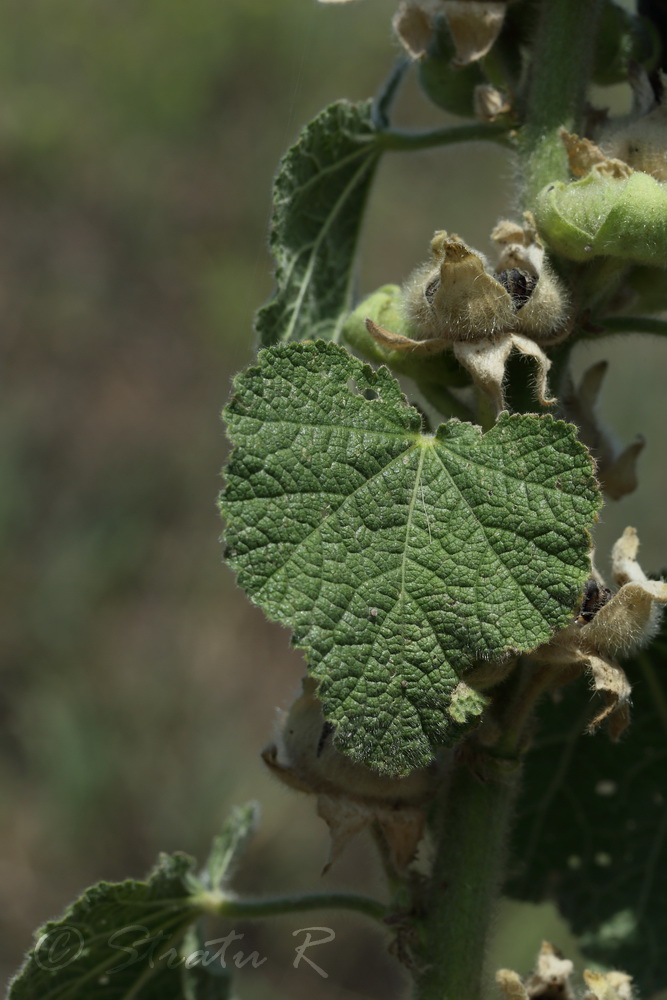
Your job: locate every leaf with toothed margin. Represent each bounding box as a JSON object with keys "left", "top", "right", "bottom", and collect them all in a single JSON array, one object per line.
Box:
[
  {"left": 6, "top": 808, "right": 261, "bottom": 1000},
  {"left": 220, "top": 341, "right": 601, "bottom": 775},
  {"left": 256, "top": 100, "right": 381, "bottom": 347}
]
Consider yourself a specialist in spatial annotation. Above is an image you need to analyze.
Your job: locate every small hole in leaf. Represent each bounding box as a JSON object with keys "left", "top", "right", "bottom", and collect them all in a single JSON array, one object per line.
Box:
[{"left": 346, "top": 377, "right": 378, "bottom": 400}]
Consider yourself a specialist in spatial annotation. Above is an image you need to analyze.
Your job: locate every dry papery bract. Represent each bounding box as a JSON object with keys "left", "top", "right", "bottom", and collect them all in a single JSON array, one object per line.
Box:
[
  {"left": 532, "top": 527, "right": 667, "bottom": 740},
  {"left": 262, "top": 677, "right": 437, "bottom": 873},
  {"left": 316, "top": 0, "right": 507, "bottom": 64},
  {"left": 474, "top": 82, "right": 512, "bottom": 122},
  {"left": 561, "top": 360, "right": 644, "bottom": 501},
  {"left": 366, "top": 218, "right": 569, "bottom": 412},
  {"left": 496, "top": 941, "right": 634, "bottom": 1000},
  {"left": 599, "top": 67, "right": 667, "bottom": 182},
  {"left": 393, "top": 0, "right": 506, "bottom": 62},
  {"left": 561, "top": 68, "right": 667, "bottom": 183}
]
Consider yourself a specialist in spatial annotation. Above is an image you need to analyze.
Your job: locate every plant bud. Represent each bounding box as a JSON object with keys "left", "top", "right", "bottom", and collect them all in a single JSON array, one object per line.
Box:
[
  {"left": 361, "top": 225, "right": 568, "bottom": 412},
  {"left": 342, "top": 284, "right": 470, "bottom": 386},
  {"left": 473, "top": 83, "right": 511, "bottom": 122},
  {"left": 263, "top": 677, "right": 435, "bottom": 804},
  {"left": 535, "top": 164, "right": 667, "bottom": 265},
  {"left": 262, "top": 678, "right": 436, "bottom": 871},
  {"left": 418, "top": 12, "right": 485, "bottom": 117}
]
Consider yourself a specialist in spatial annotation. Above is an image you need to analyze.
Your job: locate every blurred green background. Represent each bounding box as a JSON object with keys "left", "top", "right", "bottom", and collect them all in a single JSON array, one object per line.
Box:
[{"left": 1, "top": 1, "right": 666, "bottom": 997}]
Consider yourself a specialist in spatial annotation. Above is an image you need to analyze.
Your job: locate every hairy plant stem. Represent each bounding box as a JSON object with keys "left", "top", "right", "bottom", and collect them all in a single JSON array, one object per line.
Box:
[
  {"left": 377, "top": 121, "right": 512, "bottom": 153},
  {"left": 418, "top": 380, "right": 474, "bottom": 423},
  {"left": 195, "top": 890, "right": 388, "bottom": 923},
  {"left": 409, "top": 8, "right": 606, "bottom": 996},
  {"left": 598, "top": 315, "right": 667, "bottom": 338},
  {"left": 414, "top": 755, "right": 519, "bottom": 1000},
  {"left": 521, "top": 0, "right": 602, "bottom": 205}
]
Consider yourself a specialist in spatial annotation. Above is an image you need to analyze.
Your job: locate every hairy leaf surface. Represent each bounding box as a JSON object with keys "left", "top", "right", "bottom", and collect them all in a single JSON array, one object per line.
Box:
[
  {"left": 221, "top": 341, "right": 601, "bottom": 773},
  {"left": 256, "top": 100, "right": 380, "bottom": 346},
  {"left": 6, "top": 805, "right": 260, "bottom": 1000},
  {"left": 508, "top": 624, "right": 667, "bottom": 995},
  {"left": 203, "top": 801, "right": 259, "bottom": 890}
]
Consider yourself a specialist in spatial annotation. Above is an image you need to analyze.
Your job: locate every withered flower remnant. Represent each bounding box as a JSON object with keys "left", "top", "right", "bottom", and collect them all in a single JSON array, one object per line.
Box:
[
  {"left": 262, "top": 677, "right": 435, "bottom": 873},
  {"left": 536, "top": 527, "right": 667, "bottom": 739},
  {"left": 496, "top": 941, "right": 634, "bottom": 1000},
  {"left": 366, "top": 219, "right": 569, "bottom": 411},
  {"left": 561, "top": 360, "right": 645, "bottom": 501},
  {"left": 317, "top": 0, "right": 507, "bottom": 64}
]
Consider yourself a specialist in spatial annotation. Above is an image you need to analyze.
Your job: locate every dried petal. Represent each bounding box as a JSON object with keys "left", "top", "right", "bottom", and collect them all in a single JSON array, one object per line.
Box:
[
  {"left": 509, "top": 334, "right": 554, "bottom": 404},
  {"left": 393, "top": 0, "right": 436, "bottom": 59},
  {"left": 582, "top": 969, "right": 635, "bottom": 1000},
  {"left": 496, "top": 968, "right": 529, "bottom": 1000},
  {"left": 602, "top": 83, "right": 667, "bottom": 181},
  {"left": 453, "top": 336, "right": 513, "bottom": 412},
  {"left": 404, "top": 232, "right": 515, "bottom": 342},
  {"left": 453, "top": 333, "right": 553, "bottom": 413},
  {"left": 561, "top": 129, "right": 613, "bottom": 177},
  {"left": 473, "top": 83, "right": 511, "bottom": 122},
  {"left": 264, "top": 677, "right": 435, "bottom": 869},
  {"left": 612, "top": 525, "right": 652, "bottom": 586},
  {"left": 585, "top": 652, "right": 632, "bottom": 739},
  {"left": 524, "top": 941, "right": 575, "bottom": 999},
  {"left": 443, "top": 1, "right": 506, "bottom": 67},
  {"left": 536, "top": 528, "right": 667, "bottom": 736},
  {"left": 491, "top": 216, "right": 569, "bottom": 341},
  {"left": 561, "top": 362, "right": 644, "bottom": 500},
  {"left": 317, "top": 794, "right": 426, "bottom": 873},
  {"left": 579, "top": 526, "right": 667, "bottom": 655},
  {"left": 365, "top": 317, "right": 444, "bottom": 355},
  {"left": 318, "top": 794, "right": 369, "bottom": 873},
  {"left": 374, "top": 805, "right": 427, "bottom": 870},
  {"left": 264, "top": 676, "right": 436, "bottom": 802},
  {"left": 602, "top": 436, "right": 645, "bottom": 501}
]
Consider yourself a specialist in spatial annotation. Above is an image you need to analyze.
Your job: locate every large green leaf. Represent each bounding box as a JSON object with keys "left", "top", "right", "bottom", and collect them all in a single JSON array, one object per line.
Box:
[
  {"left": 256, "top": 100, "right": 380, "bottom": 347},
  {"left": 508, "top": 624, "right": 667, "bottom": 996},
  {"left": 221, "top": 341, "right": 601, "bottom": 774}
]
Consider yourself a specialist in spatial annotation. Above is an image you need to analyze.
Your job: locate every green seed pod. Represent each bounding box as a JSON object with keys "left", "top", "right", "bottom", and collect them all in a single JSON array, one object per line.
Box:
[
  {"left": 342, "top": 284, "right": 470, "bottom": 386},
  {"left": 418, "top": 14, "right": 485, "bottom": 119},
  {"left": 534, "top": 167, "right": 667, "bottom": 265}
]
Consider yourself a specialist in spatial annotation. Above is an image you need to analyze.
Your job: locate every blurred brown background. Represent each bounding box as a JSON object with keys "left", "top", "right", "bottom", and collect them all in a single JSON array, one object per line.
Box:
[{"left": 1, "top": 1, "right": 666, "bottom": 997}]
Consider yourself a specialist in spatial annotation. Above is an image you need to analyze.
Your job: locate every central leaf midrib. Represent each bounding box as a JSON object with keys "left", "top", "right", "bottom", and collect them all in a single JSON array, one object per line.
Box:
[{"left": 253, "top": 440, "right": 420, "bottom": 605}]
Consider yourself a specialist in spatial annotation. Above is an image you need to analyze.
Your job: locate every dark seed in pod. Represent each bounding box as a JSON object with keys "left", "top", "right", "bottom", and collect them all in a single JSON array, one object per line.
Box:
[{"left": 497, "top": 268, "right": 537, "bottom": 310}]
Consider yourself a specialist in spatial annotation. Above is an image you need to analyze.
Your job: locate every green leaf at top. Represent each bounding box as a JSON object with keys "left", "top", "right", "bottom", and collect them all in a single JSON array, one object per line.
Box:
[
  {"left": 221, "top": 341, "right": 601, "bottom": 774},
  {"left": 256, "top": 100, "right": 380, "bottom": 347},
  {"left": 507, "top": 622, "right": 667, "bottom": 996}
]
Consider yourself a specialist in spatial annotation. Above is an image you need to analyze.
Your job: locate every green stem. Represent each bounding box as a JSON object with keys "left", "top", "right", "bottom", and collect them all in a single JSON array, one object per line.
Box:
[
  {"left": 195, "top": 890, "right": 388, "bottom": 924},
  {"left": 418, "top": 380, "right": 474, "bottom": 423},
  {"left": 414, "top": 756, "right": 519, "bottom": 1000},
  {"left": 521, "top": 0, "right": 602, "bottom": 204},
  {"left": 372, "top": 56, "right": 410, "bottom": 129},
  {"left": 377, "top": 121, "right": 513, "bottom": 153},
  {"left": 598, "top": 315, "right": 667, "bottom": 338}
]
